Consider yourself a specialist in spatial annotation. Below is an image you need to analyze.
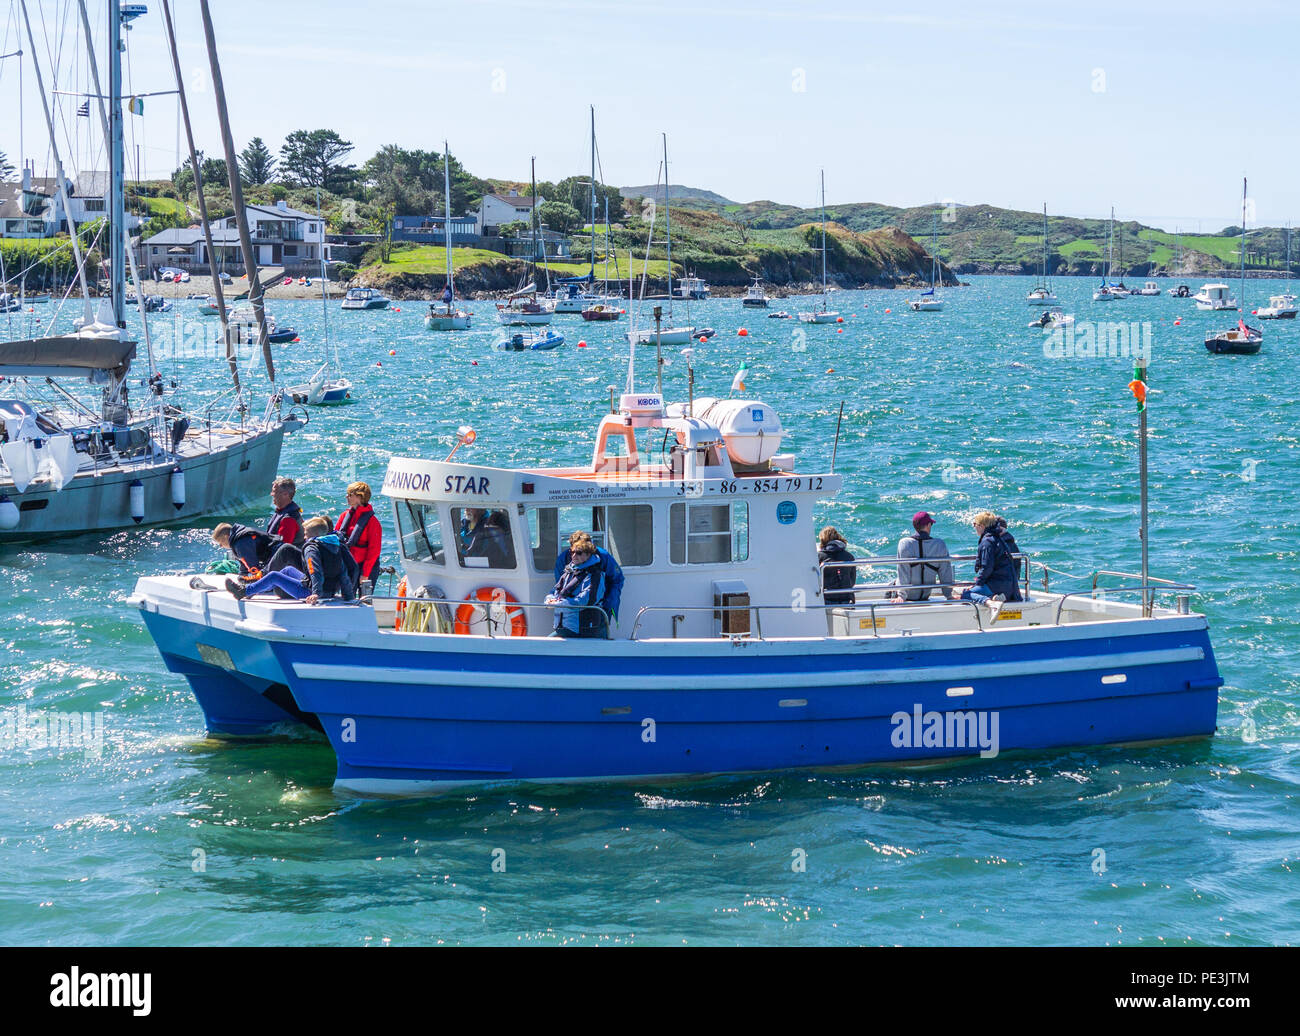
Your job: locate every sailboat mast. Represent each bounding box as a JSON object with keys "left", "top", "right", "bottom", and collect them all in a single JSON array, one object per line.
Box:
[
  {"left": 589, "top": 106, "right": 597, "bottom": 284},
  {"left": 444, "top": 139, "right": 454, "bottom": 308},
  {"left": 108, "top": 0, "right": 125, "bottom": 328},
  {"left": 663, "top": 134, "right": 673, "bottom": 307},
  {"left": 1042, "top": 203, "right": 1050, "bottom": 286},
  {"left": 1240, "top": 177, "right": 1247, "bottom": 308},
  {"left": 820, "top": 169, "right": 828, "bottom": 307}
]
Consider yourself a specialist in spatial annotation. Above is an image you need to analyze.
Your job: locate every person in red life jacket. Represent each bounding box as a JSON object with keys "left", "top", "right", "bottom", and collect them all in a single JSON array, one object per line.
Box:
[
  {"left": 265, "top": 476, "right": 306, "bottom": 572},
  {"left": 335, "top": 480, "right": 382, "bottom": 588}
]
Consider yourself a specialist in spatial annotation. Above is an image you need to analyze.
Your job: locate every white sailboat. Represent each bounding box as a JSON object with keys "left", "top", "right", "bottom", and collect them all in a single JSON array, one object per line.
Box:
[
  {"left": 425, "top": 140, "right": 473, "bottom": 331},
  {"left": 1093, "top": 208, "right": 1121, "bottom": 302},
  {"left": 288, "top": 190, "right": 353, "bottom": 404},
  {"left": 1257, "top": 224, "right": 1297, "bottom": 319},
  {"left": 627, "top": 135, "right": 694, "bottom": 345},
  {"left": 0, "top": 0, "right": 292, "bottom": 544},
  {"left": 798, "top": 170, "right": 840, "bottom": 324},
  {"left": 498, "top": 158, "right": 556, "bottom": 327},
  {"left": 909, "top": 211, "right": 945, "bottom": 312},
  {"left": 1205, "top": 178, "right": 1262, "bottom": 355},
  {"left": 1026, "top": 204, "right": 1058, "bottom": 304}
]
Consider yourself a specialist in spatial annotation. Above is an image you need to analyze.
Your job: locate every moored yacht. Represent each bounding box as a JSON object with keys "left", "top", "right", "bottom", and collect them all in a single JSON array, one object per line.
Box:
[
  {"left": 1255, "top": 293, "right": 1297, "bottom": 319},
  {"left": 1206, "top": 179, "right": 1262, "bottom": 355},
  {"left": 798, "top": 170, "right": 840, "bottom": 324},
  {"left": 741, "top": 277, "right": 770, "bottom": 308},
  {"left": 1193, "top": 283, "right": 1236, "bottom": 311},
  {"left": 675, "top": 273, "right": 710, "bottom": 300},
  {"left": 341, "top": 287, "right": 390, "bottom": 311}
]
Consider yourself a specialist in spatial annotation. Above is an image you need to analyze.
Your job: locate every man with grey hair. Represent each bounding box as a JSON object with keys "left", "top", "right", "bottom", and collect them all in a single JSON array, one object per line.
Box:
[{"left": 893, "top": 511, "right": 955, "bottom": 602}]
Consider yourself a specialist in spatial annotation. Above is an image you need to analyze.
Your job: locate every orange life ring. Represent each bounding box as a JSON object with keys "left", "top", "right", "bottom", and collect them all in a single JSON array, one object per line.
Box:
[
  {"left": 454, "top": 586, "right": 527, "bottom": 637},
  {"left": 394, "top": 576, "right": 408, "bottom": 630}
]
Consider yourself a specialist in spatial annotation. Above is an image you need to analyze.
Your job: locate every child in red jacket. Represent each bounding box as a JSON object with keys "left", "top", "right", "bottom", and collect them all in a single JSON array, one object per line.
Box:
[{"left": 335, "top": 480, "right": 382, "bottom": 586}]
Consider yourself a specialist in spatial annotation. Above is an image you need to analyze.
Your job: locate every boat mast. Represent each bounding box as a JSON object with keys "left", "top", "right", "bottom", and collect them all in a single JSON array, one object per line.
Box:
[
  {"left": 1042, "top": 203, "right": 1050, "bottom": 288},
  {"left": 199, "top": 0, "right": 275, "bottom": 386},
  {"left": 589, "top": 105, "right": 597, "bottom": 286},
  {"left": 108, "top": 0, "right": 125, "bottom": 329},
  {"left": 930, "top": 210, "right": 938, "bottom": 292},
  {"left": 662, "top": 133, "right": 673, "bottom": 317},
  {"left": 443, "top": 139, "right": 454, "bottom": 312},
  {"left": 530, "top": 156, "right": 543, "bottom": 293},
  {"left": 160, "top": 0, "right": 236, "bottom": 392},
  {"left": 820, "top": 169, "right": 828, "bottom": 310},
  {"left": 1239, "top": 177, "right": 1247, "bottom": 310}
]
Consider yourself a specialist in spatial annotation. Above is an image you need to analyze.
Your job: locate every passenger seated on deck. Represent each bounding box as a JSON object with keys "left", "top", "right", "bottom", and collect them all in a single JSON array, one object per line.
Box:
[
  {"left": 224, "top": 517, "right": 359, "bottom": 604},
  {"left": 891, "top": 511, "right": 955, "bottom": 603},
  {"left": 957, "top": 511, "right": 1023, "bottom": 605},
  {"left": 263, "top": 476, "right": 306, "bottom": 574},
  {"left": 546, "top": 533, "right": 608, "bottom": 639},
  {"left": 554, "top": 530, "right": 625, "bottom": 622},
  {"left": 818, "top": 526, "right": 857, "bottom": 606}
]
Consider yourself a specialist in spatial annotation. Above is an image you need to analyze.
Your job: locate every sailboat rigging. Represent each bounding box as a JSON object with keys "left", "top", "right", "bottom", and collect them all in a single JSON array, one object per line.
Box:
[{"left": 797, "top": 169, "right": 839, "bottom": 324}]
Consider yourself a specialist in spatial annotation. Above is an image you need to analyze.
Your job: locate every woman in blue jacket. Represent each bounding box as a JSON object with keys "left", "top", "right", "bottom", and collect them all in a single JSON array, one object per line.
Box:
[
  {"left": 546, "top": 534, "right": 608, "bottom": 638},
  {"left": 960, "top": 511, "right": 1022, "bottom": 604}
]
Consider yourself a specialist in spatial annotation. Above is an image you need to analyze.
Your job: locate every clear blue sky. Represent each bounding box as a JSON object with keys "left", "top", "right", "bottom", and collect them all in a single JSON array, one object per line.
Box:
[{"left": 2, "top": 0, "right": 1294, "bottom": 231}]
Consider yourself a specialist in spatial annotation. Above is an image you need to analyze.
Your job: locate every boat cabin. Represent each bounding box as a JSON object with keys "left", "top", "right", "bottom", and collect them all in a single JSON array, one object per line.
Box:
[{"left": 382, "top": 392, "right": 837, "bottom": 640}]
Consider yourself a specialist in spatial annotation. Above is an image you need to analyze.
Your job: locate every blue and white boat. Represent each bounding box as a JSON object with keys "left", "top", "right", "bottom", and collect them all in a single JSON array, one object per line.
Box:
[
  {"left": 499, "top": 329, "right": 564, "bottom": 351},
  {"left": 131, "top": 377, "right": 1223, "bottom": 795}
]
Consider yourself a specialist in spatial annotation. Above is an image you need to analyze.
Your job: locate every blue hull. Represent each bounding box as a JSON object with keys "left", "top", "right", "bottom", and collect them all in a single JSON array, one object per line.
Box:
[{"left": 142, "top": 606, "right": 1221, "bottom": 791}]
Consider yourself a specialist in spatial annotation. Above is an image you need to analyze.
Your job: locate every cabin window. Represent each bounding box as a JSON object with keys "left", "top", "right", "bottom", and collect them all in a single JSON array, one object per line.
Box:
[
  {"left": 527, "top": 504, "right": 653, "bottom": 571},
  {"left": 670, "top": 501, "right": 748, "bottom": 565},
  {"left": 451, "top": 506, "right": 516, "bottom": 569},
  {"left": 395, "top": 501, "right": 444, "bottom": 565}
]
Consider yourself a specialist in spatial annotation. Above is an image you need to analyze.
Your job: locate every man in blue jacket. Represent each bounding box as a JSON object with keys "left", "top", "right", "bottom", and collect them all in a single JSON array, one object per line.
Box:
[{"left": 554, "top": 529, "right": 625, "bottom": 624}]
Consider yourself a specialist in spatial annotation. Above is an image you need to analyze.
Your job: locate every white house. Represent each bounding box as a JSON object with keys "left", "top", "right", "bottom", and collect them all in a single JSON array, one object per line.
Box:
[
  {"left": 476, "top": 189, "right": 542, "bottom": 234},
  {"left": 141, "top": 199, "right": 325, "bottom": 273},
  {"left": 0, "top": 164, "right": 139, "bottom": 239}
]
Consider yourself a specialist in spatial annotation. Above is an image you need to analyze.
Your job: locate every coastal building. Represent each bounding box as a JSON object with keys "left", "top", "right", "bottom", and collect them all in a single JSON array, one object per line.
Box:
[
  {"left": 0, "top": 163, "right": 140, "bottom": 239},
  {"left": 391, "top": 214, "right": 479, "bottom": 244},
  {"left": 140, "top": 199, "right": 325, "bottom": 274},
  {"left": 476, "top": 189, "right": 542, "bottom": 234}
]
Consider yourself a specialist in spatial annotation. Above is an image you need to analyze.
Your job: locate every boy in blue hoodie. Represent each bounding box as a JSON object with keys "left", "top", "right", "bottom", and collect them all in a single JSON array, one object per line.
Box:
[{"left": 226, "top": 516, "right": 359, "bottom": 603}]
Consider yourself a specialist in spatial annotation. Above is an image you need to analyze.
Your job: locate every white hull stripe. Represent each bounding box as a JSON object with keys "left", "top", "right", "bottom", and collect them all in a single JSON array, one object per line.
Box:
[{"left": 293, "top": 646, "right": 1204, "bottom": 691}]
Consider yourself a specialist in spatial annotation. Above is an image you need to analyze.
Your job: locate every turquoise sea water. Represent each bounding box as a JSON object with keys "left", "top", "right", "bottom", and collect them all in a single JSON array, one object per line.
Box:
[{"left": 2, "top": 275, "right": 1297, "bottom": 946}]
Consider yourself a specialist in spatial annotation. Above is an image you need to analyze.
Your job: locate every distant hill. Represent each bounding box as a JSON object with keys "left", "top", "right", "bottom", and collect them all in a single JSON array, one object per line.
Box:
[{"left": 620, "top": 184, "right": 736, "bottom": 206}]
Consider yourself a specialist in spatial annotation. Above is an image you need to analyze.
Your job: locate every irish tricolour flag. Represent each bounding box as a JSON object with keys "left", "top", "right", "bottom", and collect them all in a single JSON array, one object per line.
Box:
[{"left": 730, "top": 361, "right": 748, "bottom": 394}]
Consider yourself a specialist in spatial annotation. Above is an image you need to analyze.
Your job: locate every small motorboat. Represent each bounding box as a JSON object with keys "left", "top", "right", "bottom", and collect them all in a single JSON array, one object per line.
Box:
[
  {"left": 1167, "top": 284, "right": 1192, "bottom": 298},
  {"left": 1255, "top": 293, "right": 1297, "bottom": 320},
  {"left": 768, "top": 310, "right": 792, "bottom": 320},
  {"left": 691, "top": 328, "right": 716, "bottom": 341},
  {"left": 1205, "top": 319, "right": 1262, "bottom": 355},
  {"left": 342, "top": 287, "right": 391, "bottom": 310},
  {"left": 1029, "top": 307, "right": 1074, "bottom": 330},
  {"left": 500, "top": 329, "right": 564, "bottom": 351},
  {"left": 580, "top": 304, "right": 621, "bottom": 321},
  {"left": 23, "top": 292, "right": 51, "bottom": 304},
  {"left": 1193, "top": 283, "right": 1236, "bottom": 311},
  {"left": 1134, "top": 281, "right": 1162, "bottom": 296},
  {"left": 674, "top": 273, "right": 711, "bottom": 300},
  {"left": 741, "top": 278, "right": 770, "bottom": 308}
]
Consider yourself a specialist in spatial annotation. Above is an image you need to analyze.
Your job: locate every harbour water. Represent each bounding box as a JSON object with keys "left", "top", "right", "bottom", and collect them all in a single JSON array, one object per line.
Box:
[{"left": 2, "top": 275, "right": 1296, "bottom": 945}]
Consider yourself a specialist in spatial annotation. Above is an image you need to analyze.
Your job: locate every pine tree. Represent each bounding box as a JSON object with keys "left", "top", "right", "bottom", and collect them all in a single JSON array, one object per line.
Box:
[{"left": 239, "top": 137, "right": 276, "bottom": 186}]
